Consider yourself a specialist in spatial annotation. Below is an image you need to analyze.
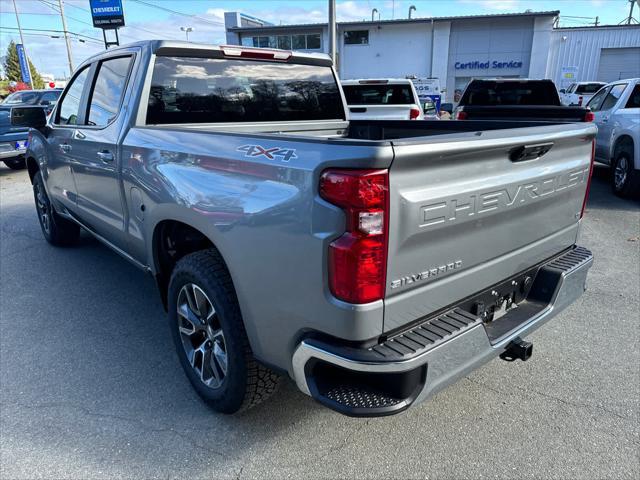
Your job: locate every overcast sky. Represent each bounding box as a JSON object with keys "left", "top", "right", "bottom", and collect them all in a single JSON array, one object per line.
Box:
[{"left": 0, "top": 0, "right": 634, "bottom": 79}]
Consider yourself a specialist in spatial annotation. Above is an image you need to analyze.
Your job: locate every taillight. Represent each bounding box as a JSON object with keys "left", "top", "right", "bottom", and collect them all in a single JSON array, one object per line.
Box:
[
  {"left": 319, "top": 169, "right": 389, "bottom": 304},
  {"left": 578, "top": 95, "right": 583, "bottom": 106},
  {"left": 456, "top": 110, "right": 468, "bottom": 120},
  {"left": 409, "top": 108, "right": 421, "bottom": 120},
  {"left": 584, "top": 111, "right": 595, "bottom": 122},
  {"left": 580, "top": 140, "right": 595, "bottom": 219}
]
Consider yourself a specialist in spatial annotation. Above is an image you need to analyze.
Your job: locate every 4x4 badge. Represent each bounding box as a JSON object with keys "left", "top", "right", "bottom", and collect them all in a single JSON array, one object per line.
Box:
[{"left": 237, "top": 145, "right": 297, "bottom": 162}]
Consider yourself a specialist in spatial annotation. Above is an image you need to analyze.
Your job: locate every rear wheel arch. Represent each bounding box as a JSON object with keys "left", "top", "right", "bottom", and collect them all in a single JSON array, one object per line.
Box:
[
  {"left": 151, "top": 219, "right": 231, "bottom": 309},
  {"left": 612, "top": 135, "right": 634, "bottom": 161}
]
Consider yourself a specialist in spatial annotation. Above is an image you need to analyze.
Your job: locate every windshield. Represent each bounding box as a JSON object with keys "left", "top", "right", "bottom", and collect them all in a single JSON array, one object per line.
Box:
[
  {"left": 460, "top": 81, "right": 560, "bottom": 106},
  {"left": 343, "top": 84, "right": 415, "bottom": 105},
  {"left": 147, "top": 56, "right": 345, "bottom": 124},
  {"left": 2, "top": 91, "right": 40, "bottom": 105}
]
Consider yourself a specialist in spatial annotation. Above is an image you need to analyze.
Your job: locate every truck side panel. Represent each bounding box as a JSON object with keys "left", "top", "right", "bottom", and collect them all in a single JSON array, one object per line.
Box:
[{"left": 120, "top": 127, "right": 394, "bottom": 372}]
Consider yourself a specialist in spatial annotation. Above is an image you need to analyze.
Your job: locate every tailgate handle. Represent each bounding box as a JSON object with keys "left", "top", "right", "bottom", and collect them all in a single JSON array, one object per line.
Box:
[
  {"left": 509, "top": 142, "right": 553, "bottom": 162},
  {"left": 350, "top": 107, "right": 367, "bottom": 113}
]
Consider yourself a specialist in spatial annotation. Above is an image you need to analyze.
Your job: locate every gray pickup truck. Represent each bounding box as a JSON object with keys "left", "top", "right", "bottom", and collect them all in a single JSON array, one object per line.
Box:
[{"left": 12, "top": 41, "right": 595, "bottom": 417}]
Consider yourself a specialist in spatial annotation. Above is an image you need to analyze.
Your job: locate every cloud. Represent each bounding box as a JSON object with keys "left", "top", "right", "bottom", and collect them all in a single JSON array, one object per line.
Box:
[{"left": 459, "top": 0, "right": 520, "bottom": 11}]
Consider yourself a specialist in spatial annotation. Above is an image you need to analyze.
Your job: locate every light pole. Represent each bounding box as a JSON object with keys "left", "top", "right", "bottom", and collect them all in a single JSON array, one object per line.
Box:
[
  {"left": 11, "top": 0, "right": 34, "bottom": 89},
  {"left": 180, "top": 26, "right": 194, "bottom": 42}
]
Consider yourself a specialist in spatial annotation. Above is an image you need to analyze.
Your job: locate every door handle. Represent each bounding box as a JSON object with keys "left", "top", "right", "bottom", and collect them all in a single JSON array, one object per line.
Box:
[
  {"left": 601, "top": 117, "right": 609, "bottom": 123},
  {"left": 74, "top": 130, "right": 86, "bottom": 140},
  {"left": 97, "top": 150, "right": 114, "bottom": 162},
  {"left": 58, "top": 143, "right": 72, "bottom": 153}
]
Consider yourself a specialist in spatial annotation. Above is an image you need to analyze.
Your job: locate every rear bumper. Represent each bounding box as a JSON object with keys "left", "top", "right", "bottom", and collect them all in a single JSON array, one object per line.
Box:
[
  {"left": 0, "top": 140, "right": 27, "bottom": 160},
  {"left": 292, "top": 246, "right": 593, "bottom": 417}
]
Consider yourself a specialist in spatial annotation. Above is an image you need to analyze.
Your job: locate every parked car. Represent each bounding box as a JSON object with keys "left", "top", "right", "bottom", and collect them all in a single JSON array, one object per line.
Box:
[
  {"left": 454, "top": 79, "right": 593, "bottom": 122},
  {"left": 341, "top": 78, "right": 426, "bottom": 120},
  {"left": 12, "top": 41, "right": 595, "bottom": 417},
  {"left": 587, "top": 78, "right": 640, "bottom": 197},
  {"left": 560, "top": 82, "right": 607, "bottom": 106},
  {"left": 0, "top": 89, "right": 62, "bottom": 170}
]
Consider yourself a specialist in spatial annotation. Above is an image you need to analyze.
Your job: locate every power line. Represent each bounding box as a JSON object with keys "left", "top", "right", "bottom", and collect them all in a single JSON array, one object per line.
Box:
[
  {"left": 129, "top": 0, "right": 225, "bottom": 26},
  {"left": 0, "top": 26, "right": 102, "bottom": 44}
]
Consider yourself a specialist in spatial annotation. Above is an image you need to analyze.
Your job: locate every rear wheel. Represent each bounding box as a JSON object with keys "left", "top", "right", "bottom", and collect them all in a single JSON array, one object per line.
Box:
[
  {"left": 33, "top": 170, "right": 80, "bottom": 246},
  {"left": 168, "top": 248, "right": 280, "bottom": 413},
  {"left": 611, "top": 146, "right": 637, "bottom": 198},
  {"left": 3, "top": 157, "right": 26, "bottom": 170}
]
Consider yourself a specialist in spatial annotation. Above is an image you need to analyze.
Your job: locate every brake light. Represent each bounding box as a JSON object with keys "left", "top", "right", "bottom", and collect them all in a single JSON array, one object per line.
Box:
[
  {"left": 320, "top": 169, "right": 389, "bottom": 304},
  {"left": 578, "top": 95, "right": 583, "bottom": 106},
  {"left": 456, "top": 110, "right": 468, "bottom": 120},
  {"left": 584, "top": 111, "right": 595, "bottom": 122},
  {"left": 220, "top": 46, "right": 292, "bottom": 61},
  {"left": 409, "top": 108, "right": 421, "bottom": 120},
  {"left": 580, "top": 140, "right": 595, "bottom": 219}
]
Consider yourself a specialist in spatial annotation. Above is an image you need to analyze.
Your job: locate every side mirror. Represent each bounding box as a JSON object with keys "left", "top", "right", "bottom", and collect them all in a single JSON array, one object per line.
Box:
[
  {"left": 11, "top": 106, "right": 47, "bottom": 129},
  {"left": 440, "top": 103, "right": 453, "bottom": 114},
  {"left": 422, "top": 101, "right": 436, "bottom": 114}
]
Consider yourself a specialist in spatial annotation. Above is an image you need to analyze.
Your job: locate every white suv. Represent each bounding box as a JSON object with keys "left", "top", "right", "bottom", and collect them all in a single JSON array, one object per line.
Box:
[{"left": 341, "top": 79, "right": 425, "bottom": 120}]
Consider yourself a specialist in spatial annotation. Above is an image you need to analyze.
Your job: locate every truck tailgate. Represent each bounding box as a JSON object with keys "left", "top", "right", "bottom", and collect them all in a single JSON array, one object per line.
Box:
[{"left": 384, "top": 123, "right": 595, "bottom": 332}]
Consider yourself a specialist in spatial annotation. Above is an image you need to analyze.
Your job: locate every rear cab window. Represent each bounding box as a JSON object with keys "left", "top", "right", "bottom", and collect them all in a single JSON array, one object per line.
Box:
[
  {"left": 460, "top": 81, "right": 560, "bottom": 106},
  {"left": 146, "top": 56, "right": 345, "bottom": 124},
  {"left": 575, "top": 83, "right": 605, "bottom": 94},
  {"left": 342, "top": 84, "right": 415, "bottom": 105}
]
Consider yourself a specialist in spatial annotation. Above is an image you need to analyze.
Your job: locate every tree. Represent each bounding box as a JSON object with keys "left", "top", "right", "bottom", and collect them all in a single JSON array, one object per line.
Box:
[{"left": 3, "top": 40, "right": 44, "bottom": 89}]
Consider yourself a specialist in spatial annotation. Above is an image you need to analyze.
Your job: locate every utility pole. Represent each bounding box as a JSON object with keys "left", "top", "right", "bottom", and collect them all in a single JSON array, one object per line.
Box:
[
  {"left": 11, "top": 0, "right": 34, "bottom": 88},
  {"left": 57, "top": 0, "right": 74, "bottom": 76},
  {"left": 328, "top": 0, "right": 337, "bottom": 70}
]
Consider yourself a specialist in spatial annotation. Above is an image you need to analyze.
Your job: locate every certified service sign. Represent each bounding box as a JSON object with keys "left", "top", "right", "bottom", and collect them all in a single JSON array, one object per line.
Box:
[{"left": 90, "top": 0, "right": 125, "bottom": 28}]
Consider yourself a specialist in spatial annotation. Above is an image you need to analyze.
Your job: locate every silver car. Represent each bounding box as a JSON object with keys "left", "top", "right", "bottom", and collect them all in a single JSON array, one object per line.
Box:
[{"left": 587, "top": 78, "right": 640, "bottom": 197}]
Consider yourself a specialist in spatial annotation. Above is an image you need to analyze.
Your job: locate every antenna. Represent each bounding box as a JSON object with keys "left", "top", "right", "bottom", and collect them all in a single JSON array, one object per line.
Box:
[{"left": 619, "top": 0, "right": 639, "bottom": 24}]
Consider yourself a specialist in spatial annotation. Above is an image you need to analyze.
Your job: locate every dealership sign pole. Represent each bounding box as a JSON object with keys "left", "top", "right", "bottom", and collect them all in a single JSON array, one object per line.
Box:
[
  {"left": 89, "top": 0, "right": 125, "bottom": 49},
  {"left": 11, "top": 0, "right": 34, "bottom": 89}
]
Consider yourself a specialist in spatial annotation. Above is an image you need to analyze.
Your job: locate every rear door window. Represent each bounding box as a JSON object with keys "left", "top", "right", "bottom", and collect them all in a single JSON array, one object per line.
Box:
[
  {"left": 146, "top": 56, "right": 345, "bottom": 124},
  {"left": 342, "top": 84, "right": 414, "bottom": 105},
  {"left": 87, "top": 56, "right": 133, "bottom": 127},
  {"left": 624, "top": 84, "right": 640, "bottom": 108},
  {"left": 586, "top": 87, "right": 609, "bottom": 111}
]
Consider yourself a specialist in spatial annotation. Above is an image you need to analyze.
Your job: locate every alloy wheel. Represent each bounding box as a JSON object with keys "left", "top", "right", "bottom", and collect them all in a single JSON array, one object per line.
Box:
[
  {"left": 34, "top": 182, "right": 51, "bottom": 234},
  {"left": 176, "top": 283, "right": 228, "bottom": 389}
]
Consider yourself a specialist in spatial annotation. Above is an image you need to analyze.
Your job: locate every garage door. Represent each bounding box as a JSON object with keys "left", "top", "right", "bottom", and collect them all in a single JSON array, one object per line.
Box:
[{"left": 597, "top": 48, "right": 640, "bottom": 82}]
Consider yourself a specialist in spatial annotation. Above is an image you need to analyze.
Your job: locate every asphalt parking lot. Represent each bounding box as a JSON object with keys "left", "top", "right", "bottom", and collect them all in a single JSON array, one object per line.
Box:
[{"left": 1, "top": 163, "right": 638, "bottom": 480}]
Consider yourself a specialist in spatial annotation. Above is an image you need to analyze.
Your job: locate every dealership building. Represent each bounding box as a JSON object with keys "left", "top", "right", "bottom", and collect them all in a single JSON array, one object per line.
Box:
[{"left": 224, "top": 10, "right": 640, "bottom": 101}]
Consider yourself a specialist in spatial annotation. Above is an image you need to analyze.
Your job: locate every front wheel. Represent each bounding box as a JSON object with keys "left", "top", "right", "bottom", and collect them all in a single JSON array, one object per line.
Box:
[
  {"left": 611, "top": 147, "right": 638, "bottom": 198},
  {"left": 168, "top": 249, "right": 280, "bottom": 413},
  {"left": 3, "top": 157, "right": 26, "bottom": 170},
  {"left": 33, "top": 171, "right": 80, "bottom": 246}
]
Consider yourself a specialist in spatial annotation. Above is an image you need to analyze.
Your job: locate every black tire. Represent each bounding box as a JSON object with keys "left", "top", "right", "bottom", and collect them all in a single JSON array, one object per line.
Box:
[
  {"left": 168, "top": 248, "right": 280, "bottom": 413},
  {"left": 33, "top": 170, "right": 80, "bottom": 246},
  {"left": 611, "top": 146, "right": 638, "bottom": 198},
  {"left": 3, "top": 157, "right": 26, "bottom": 170}
]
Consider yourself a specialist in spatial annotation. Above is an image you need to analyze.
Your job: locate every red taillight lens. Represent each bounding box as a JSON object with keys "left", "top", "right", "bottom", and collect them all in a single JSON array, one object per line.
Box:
[
  {"left": 580, "top": 140, "right": 595, "bottom": 219},
  {"left": 584, "top": 111, "right": 595, "bottom": 122},
  {"left": 320, "top": 169, "right": 389, "bottom": 304},
  {"left": 409, "top": 108, "right": 421, "bottom": 120},
  {"left": 456, "top": 110, "right": 468, "bottom": 120}
]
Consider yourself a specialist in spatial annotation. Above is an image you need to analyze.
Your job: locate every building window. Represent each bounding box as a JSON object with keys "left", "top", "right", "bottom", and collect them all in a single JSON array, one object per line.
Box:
[
  {"left": 344, "top": 30, "right": 368, "bottom": 45},
  {"left": 292, "top": 35, "right": 306, "bottom": 50},
  {"left": 278, "top": 35, "right": 291, "bottom": 50},
  {"left": 306, "top": 34, "right": 321, "bottom": 49},
  {"left": 250, "top": 34, "right": 322, "bottom": 51}
]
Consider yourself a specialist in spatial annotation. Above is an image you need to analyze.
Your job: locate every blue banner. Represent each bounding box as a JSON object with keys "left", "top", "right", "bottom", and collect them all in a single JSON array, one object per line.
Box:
[
  {"left": 15, "top": 44, "right": 31, "bottom": 85},
  {"left": 90, "top": 0, "right": 125, "bottom": 28}
]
